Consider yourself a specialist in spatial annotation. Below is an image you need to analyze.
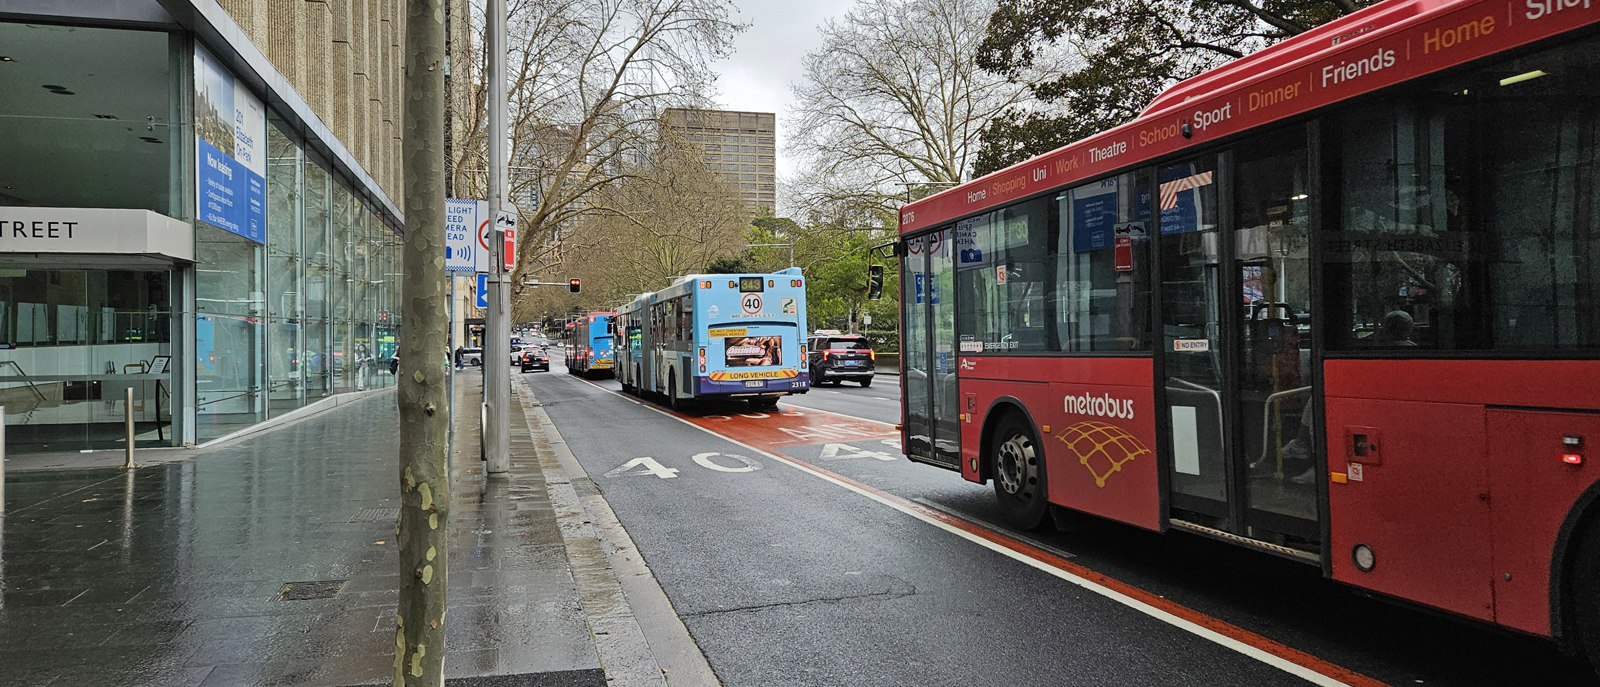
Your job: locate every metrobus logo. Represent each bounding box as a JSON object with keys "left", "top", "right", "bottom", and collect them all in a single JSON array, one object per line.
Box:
[{"left": 1064, "top": 392, "right": 1135, "bottom": 420}]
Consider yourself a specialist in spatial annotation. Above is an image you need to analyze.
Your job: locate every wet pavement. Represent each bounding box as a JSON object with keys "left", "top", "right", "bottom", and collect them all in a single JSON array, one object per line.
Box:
[{"left": 0, "top": 373, "right": 605, "bottom": 686}]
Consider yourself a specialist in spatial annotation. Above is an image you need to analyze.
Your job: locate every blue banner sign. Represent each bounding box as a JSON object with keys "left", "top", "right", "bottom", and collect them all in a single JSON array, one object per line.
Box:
[{"left": 194, "top": 46, "right": 266, "bottom": 243}]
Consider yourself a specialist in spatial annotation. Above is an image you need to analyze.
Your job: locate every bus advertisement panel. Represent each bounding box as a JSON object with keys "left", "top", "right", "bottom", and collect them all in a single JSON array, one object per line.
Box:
[{"left": 892, "top": 0, "right": 1600, "bottom": 670}]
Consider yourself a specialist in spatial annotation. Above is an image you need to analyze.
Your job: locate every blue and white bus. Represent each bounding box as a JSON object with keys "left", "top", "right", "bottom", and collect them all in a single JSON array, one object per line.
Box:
[
  {"left": 565, "top": 311, "right": 615, "bottom": 378},
  {"left": 615, "top": 268, "right": 808, "bottom": 409}
]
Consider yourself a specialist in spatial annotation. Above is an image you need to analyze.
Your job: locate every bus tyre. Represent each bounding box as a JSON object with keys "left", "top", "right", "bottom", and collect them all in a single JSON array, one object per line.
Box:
[
  {"left": 1572, "top": 520, "right": 1600, "bottom": 673},
  {"left": 992, "top": 413, "right": 1049, "bottom": 531},
  {"left": 667, "top": 371, "right": 681, "bottom": 411}
]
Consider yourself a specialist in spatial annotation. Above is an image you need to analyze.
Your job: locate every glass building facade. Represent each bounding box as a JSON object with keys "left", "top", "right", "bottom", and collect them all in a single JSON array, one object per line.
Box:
[{"left": 0, "top": 21, "right": 403, "bottom": 453}]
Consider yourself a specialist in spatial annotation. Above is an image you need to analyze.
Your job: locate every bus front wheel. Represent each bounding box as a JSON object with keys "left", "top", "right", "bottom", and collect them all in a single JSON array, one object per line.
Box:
[{"left": 991, "top": 413, "right": 1049, "bottom": 531}]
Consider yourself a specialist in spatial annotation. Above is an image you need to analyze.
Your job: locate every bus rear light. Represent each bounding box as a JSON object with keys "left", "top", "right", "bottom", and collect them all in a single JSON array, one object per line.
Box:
[{"left": 1563, "top": 453, "right": 1584, "bottom": 465}]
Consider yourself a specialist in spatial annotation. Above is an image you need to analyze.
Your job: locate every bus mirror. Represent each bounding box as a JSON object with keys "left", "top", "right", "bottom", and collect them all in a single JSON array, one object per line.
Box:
[{"left": 867, "top": 265, "right": 884, "bottom": 300}]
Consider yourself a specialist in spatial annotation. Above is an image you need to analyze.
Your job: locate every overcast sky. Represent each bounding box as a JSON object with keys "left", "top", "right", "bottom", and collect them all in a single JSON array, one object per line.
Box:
[{"left": 711, "top": 0, "right": 857, "bottom": 179}]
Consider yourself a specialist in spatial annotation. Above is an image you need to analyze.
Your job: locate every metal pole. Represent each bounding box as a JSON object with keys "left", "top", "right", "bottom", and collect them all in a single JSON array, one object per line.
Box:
[
  {"left": 123, "top": 386, "right": 135, "bottom": 469},
  {"left": 448, "top": 275, "right": 456, "bottom": 471},
  {"left": 484, "top": 0, "right": 511, "bottom": 474},
  {"left": 1, "top": 407, "right": 6, "bottom": 517}
]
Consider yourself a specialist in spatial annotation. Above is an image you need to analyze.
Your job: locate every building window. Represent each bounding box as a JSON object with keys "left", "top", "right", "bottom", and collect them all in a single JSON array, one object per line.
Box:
[{"left": 0, "top": 23, "right": 179, "bottom": 216}]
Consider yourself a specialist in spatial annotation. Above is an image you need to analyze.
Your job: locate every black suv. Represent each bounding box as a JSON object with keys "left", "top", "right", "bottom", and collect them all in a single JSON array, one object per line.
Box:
[
  {"left": 807, "top": 333, "right": 875, "bottom": 387},
  {"left": 520, "top": 347, "right": 550, "bottom": 372}
]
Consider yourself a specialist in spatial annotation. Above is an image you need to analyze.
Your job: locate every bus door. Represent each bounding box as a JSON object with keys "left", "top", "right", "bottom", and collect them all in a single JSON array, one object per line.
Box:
[
  {"left": 1157, "top": 126, "right": 1320, "bottom": 545},
  {"left": 901, "top": 227, "right": 960, "bottom": 469}
]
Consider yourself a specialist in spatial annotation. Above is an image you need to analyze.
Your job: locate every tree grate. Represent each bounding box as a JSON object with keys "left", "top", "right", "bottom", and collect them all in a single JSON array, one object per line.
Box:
[
  {"left": 277, "top": 580, "right": 345, "bottom": 601},
  {"left": 349, "top": 507, "right": 400, "bottom": 522}
]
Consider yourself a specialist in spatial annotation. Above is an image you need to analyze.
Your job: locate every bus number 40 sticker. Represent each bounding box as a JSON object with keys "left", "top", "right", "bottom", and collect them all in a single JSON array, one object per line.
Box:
[{"left": 742, "top": 293, "right": 763, "bottom": 314}]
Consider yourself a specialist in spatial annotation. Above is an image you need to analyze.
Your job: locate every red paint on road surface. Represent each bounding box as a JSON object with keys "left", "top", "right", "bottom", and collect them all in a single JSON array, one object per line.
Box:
[{"left": 681, "top": 405, "right": 897, "bottom": 448}]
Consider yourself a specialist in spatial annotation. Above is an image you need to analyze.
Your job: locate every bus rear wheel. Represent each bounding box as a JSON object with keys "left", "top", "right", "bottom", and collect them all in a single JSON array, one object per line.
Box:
[
  {"left": 1571, "top": 519, "right": 1600, "bottom": 673},
  {"left": 667, "top": 371, "right": 681, "bottom": 411},
  {"left": 992, "top": 413, "right": 1049, "bottom": 531}
]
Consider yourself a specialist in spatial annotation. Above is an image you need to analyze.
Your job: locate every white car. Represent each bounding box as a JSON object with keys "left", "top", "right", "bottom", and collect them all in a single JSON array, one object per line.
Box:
[{"left": 510, "top": 343, "right": 525, "bottom": 364}]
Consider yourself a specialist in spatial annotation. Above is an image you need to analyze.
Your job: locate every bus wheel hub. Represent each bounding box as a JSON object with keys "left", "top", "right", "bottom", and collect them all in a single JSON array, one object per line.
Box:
[{"left": 996, "top": 434, "right": 1036, "bottom": 498}]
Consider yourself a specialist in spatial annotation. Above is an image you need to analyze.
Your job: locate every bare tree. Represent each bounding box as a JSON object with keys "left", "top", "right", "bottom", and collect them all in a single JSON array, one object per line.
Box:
[
  {"left": 512, "top": 130, "right": 747, "bottom": 321},
  {"left": 787, "top": 0, "right": 1033, "bottom": 217},
  {"left": 451, "top": 0, "right": 742, "bottom": 292}
]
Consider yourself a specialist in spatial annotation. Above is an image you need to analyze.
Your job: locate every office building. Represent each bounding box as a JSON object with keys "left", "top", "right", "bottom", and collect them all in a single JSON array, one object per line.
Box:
[
  {"left": 0, "top": 1, "right": 413, "bottom": 452},
  {"left": 663, "top": 108, "right": 776, "bottom": 212}
]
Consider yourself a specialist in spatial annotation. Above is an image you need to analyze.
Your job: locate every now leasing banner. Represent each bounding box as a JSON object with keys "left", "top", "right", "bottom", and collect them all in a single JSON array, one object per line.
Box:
[{"left": 194, "top": 46, "right": 266, "bottom": 243}]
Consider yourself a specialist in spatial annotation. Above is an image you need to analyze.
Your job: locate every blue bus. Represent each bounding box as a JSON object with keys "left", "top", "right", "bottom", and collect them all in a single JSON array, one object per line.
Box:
[
  {"left": 565, "top": 311, "right": 615, "bottom": 378},
  {"left": 615, "top": 268, "right": 808, "bottom": 409}
]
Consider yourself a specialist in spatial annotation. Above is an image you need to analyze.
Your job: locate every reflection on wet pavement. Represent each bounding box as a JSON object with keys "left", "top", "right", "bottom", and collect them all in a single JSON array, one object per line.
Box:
[{"left": 1, "top": 382, "right": 602, "bottom": 686}]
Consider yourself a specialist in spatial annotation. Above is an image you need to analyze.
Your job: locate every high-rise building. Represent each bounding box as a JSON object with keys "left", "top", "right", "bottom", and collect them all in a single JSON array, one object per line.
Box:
[
  {"left": 663, "top": 108, "right": 776, "bottom": 212},
  {"left": 0, "top": 1, "right": 412, "bottom": 451}
]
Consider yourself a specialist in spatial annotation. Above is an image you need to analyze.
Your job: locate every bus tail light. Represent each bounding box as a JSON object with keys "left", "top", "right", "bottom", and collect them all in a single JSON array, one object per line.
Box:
[
  {"left": 1565, "top": 435, "right": 1584, "bottom": 464},
  {"left": 1563, "top": 453, "right": 1584, "bottom": 465}
]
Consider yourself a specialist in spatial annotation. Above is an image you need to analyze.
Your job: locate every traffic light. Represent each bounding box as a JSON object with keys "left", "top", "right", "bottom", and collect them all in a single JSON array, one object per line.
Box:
[
  {"left": 568, "top": 278, "right": 581, "bottom": 293},
  {"left": 866, "top": 264, "right": 884, "bottom": 300}
]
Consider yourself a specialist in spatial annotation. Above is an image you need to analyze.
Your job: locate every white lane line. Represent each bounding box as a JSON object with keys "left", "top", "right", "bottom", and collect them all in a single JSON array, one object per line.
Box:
[{"left": 560, "top": 372, "right": 1359, "bottom": 687}]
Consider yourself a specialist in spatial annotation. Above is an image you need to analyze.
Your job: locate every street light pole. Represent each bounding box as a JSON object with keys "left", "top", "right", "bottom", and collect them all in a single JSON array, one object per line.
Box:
[
  {"left": 483, "top": 0, "right": 510, "bottom": 474},
  {"left": 748, "top": 242, "right": 793, "bottom": 268}
]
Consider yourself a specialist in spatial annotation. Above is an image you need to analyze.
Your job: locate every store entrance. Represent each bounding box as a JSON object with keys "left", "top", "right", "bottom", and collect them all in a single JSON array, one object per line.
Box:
[{"left": 0, "top": 267, "right": 177, "bottom": 453}]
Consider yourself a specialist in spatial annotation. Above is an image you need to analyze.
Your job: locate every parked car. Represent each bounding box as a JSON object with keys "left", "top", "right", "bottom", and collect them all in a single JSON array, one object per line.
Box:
[
  {"left": 807, "top": 332, "right": 875, "bottom": 387},
  {"left": 520, "top": 347, "right": 550, "bottom": 372},
  {"left": 510, "top": 343, "right": 525, "bottom": 364},
  {"left": 459, "top": 347, "right": 483, "bottom": 366}
]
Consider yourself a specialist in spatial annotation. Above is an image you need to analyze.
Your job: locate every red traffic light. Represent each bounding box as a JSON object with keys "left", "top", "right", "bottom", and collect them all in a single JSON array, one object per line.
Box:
[{"left": 568, "top": 278, "right": 581, "bottom": 293}]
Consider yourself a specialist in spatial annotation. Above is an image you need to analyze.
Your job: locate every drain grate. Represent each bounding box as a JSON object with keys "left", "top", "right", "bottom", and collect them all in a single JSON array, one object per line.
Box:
[
  {"left": 349, "top": 507, "right": 400, "bottom": 523},
  {"left": 277, "top": 580, "right": 345, "bottom": 601}
]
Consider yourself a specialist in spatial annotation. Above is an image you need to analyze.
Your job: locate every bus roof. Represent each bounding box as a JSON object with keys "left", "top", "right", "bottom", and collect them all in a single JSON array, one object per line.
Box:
[{"left": 898, "top": 0, "right": 1594, "bottom": 234}]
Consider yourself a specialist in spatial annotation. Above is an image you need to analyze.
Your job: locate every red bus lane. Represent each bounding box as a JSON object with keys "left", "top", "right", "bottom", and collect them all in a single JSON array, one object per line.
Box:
[
  {"left": 682, "top": 405, "right": 898, "bottom": 448},
  {"left": 563, "top": 373, "right": 1389, "bottom": 687}
]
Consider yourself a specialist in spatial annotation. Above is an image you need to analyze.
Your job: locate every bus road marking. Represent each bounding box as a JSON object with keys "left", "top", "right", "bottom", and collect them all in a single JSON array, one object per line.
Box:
[
  {"left": 817, "top": 443, "right": 898, "bottom": 462},
  {"left": 603, "top": 456, "right": 680, "bottom": 479},
  {"left": 557, "top": 373, "right": 1386, "bottom": 687},
  {"left": 692, "top": 452, "right": 762, "bottom": 473}
]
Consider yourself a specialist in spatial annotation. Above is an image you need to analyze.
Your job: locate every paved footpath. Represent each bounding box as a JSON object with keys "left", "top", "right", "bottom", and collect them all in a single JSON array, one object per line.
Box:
[{"left": 0, "top": 369, "right": 696, "bottom": 686}]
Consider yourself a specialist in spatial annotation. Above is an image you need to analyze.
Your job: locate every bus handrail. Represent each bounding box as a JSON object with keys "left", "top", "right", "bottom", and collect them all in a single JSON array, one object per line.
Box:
[{"left": 1259, "top": 386, "right": 1313, "bottom": 478}]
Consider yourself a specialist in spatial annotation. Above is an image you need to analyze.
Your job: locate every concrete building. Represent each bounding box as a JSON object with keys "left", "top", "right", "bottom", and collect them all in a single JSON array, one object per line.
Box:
[
  {"left": 663, "top": 108, "right": 776, "bottom": 212},
  {"left": 0, "top": 1, "right": 414, "bottom": 452}
]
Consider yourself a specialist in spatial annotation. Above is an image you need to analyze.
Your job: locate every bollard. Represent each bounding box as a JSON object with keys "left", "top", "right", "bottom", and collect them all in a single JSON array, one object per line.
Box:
[{"left": 123, "top": 387, "right": 135, "bottom": 469}]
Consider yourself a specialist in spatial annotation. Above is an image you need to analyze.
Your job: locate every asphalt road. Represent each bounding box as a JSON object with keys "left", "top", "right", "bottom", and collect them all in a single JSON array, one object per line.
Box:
[{"left": 520, "top": 344, "right": 1597, "bottom": 687}]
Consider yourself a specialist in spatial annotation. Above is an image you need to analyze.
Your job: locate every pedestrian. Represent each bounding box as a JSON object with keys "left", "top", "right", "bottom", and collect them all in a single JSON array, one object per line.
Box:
[{"left": 455, "top": 345, "right": 465, "bottom": 370}]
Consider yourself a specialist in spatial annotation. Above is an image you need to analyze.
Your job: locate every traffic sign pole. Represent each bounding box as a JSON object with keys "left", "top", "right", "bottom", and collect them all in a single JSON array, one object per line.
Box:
[{"left": 483, "top": 0, "right": 510, "bottom": 475}]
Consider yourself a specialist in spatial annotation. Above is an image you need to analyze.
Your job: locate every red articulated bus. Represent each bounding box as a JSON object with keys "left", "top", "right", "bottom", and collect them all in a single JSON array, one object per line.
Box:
[{"left": 895, "top": 0, "right": 1600, "bottom": 668}]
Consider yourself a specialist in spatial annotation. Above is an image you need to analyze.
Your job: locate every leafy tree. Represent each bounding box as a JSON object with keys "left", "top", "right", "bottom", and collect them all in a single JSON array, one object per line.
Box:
[
  {"left": 971, "top": 0, "right": 1374, "bottom": 175},
  {"left": 705, "top": 254, "right": 756, "bottom": 274}
]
